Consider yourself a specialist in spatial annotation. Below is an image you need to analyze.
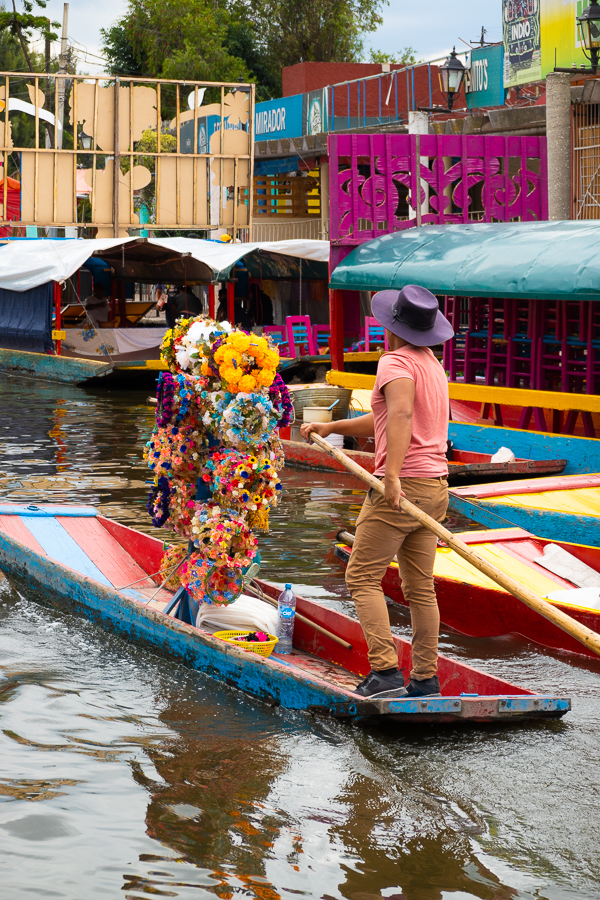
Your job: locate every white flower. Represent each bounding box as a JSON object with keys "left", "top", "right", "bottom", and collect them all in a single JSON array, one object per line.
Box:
[{"left": 175, "top": 348, "right": 191, "bottom": 370}]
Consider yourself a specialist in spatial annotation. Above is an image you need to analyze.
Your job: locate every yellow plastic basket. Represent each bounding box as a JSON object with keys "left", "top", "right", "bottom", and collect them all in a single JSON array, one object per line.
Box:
[{"left": 214, "top": 630, "right": 279, "bottom": 658}]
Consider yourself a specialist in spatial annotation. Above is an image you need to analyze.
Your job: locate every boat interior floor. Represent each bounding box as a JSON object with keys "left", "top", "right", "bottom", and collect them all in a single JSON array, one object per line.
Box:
[{"left": 150, "top": 594, "right": 363, "bottom": 692}]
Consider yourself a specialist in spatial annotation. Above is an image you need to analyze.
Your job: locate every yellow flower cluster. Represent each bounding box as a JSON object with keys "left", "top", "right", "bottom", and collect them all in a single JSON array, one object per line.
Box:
[{"left": 213, "top": 332, "right": 279, "bottom": 393}]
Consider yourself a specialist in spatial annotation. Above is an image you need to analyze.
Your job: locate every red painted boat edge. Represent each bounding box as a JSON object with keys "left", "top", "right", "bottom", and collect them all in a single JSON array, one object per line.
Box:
[{"left": 335, "top": 540, "right": 600, "bottom": 659}]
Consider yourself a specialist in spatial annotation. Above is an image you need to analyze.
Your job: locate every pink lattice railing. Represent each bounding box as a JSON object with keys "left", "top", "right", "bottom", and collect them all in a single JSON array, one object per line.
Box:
[{"left": 329, "top": 133, "right": 548, "bottom": 250}]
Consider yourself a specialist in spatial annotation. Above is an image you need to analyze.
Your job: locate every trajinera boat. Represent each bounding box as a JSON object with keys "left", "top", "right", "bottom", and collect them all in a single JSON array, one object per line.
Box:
[
  {"left": 0, "top": 503, "right": 570, "bottom": 725},
  {"left": 282, "top": 439, "right": 566, "bottom": 485},
  {"left": 448, "top": 473, "right": 600, "bottom": 548},
  {"left": 335, "top": 527, "right": 600, "bottom": 658}
]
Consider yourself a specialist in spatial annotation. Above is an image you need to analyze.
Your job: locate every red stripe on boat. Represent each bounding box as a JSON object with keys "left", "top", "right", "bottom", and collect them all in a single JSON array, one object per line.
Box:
[
  {"left": 57, "top": 516, "right": 157, "bottom": 592},
  {"left": 0, "top": 515, "right": 48, "bottom": 556}
]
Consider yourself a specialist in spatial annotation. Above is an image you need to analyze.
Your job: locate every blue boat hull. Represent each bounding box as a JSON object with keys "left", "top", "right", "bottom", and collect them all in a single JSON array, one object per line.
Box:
[
  {"left": 449, "top": 422, "right": 600, "bottom": 476},
  {"left": 0, "top": 513, "right": 571, "bottom": 725},
  {"left": 448, "top": 495, "right": 600, "bottom": 549}
]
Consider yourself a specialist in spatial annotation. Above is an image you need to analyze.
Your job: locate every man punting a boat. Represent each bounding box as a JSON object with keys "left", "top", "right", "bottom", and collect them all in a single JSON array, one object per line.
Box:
[{"left": 301, "top": 286, "right": 454, "bottom": 699}]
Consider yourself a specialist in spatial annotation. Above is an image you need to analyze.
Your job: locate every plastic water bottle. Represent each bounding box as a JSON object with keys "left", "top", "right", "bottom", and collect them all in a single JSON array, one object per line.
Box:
[{"left": 276, "top": 584, "right": 296, "bottom": 654}]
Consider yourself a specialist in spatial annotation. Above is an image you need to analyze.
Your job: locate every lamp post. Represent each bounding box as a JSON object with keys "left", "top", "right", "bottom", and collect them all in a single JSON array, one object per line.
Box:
[
  {"left": 438, "top": 47, "right": 466, "bottom": 110},
  {"left": 78, "top": 130, "right": 92, "bottom": 151},
  {"left": 578, "top": 0, "right": 600, "bottom": 73}
]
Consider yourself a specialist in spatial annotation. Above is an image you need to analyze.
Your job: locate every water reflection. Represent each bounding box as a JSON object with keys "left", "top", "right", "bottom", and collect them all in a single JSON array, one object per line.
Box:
[{"left": 0, "top": 374, "right": 599, "bottom": 899}]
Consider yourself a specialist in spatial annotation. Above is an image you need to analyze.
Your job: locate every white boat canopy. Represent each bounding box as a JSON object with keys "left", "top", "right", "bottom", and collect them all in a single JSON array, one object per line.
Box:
[{"left": 0, "top": 237, "right": 330, "bottom": 292}]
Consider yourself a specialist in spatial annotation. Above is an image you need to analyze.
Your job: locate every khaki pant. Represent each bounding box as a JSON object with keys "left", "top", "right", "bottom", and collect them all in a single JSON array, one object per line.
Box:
[{"left": 345, "top": 477, "right": 448, "bottom": 680}]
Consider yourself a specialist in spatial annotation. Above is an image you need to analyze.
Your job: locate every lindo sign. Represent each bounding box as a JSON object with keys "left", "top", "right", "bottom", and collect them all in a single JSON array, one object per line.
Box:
[{"left": 466, "top": 44, "right": 506, "bottom": 109}]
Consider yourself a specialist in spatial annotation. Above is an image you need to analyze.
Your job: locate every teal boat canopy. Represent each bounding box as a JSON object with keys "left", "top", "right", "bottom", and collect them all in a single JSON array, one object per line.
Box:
[{"left": 329, "top": 221, "right": 600, "bottom": 301}]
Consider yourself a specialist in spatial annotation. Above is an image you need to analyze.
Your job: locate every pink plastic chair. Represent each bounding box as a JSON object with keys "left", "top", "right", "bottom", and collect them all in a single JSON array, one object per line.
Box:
[
  {"left": 312, "top": 324, "right": 330, "bottom": 353},
  {"left": 263, "top": 324, "right": 289, "bottom": 355},
  {"left": 364, "top": 316, "right": 389, "bottom": 351},
  {"left": 286, "top": 316, "right": 316, "bottom": 357}
]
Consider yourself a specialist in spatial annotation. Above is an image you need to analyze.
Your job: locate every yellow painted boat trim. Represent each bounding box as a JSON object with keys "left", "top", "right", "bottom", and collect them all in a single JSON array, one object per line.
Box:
[
  {"left": 344, "top": 351, "right": 383, "bottom": 362},
  {"left": 328, "top": 370, "right": 600, "bottom": 414},
  {"left": 486, "top": 486, "right": 600, "bottom": 517},
  {"left": 328, "top": 370, "right": 376, "bottom": 390},
  {"left": 446, "top": 382, "right": 600, "bottom": 413},
  {"left": 340, "top": 541, "right": 600, "bottom": 612}
]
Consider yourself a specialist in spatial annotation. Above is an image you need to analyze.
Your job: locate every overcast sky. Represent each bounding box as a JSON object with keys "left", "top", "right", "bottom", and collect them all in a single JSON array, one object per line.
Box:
[{"left": 31, "top": 0, "right": 503, "bottom": 75}]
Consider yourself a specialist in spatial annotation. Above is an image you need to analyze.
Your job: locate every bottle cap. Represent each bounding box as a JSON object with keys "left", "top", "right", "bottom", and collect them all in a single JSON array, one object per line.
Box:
[{"left": 285, "top": 583, "right": 292, "bottom": 590}]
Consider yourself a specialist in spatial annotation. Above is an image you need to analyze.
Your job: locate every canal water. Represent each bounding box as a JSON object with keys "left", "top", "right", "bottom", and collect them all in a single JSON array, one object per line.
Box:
[{"left": 0, "top": 374, "right": 599, "bottom": 900}]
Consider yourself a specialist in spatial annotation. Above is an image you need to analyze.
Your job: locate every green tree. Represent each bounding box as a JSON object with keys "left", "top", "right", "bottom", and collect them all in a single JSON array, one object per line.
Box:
[
  {"left": 100, "top": 21, "right": 146, "bottom": 76},
  {"left": 0, "top": 0, "right": 58, "bottom": 72},
  {"left": 103, "top": 0, "right": 249, "bottom": 85},
  {"left": 238, "top": 0, "right": 387, "bottom": 70},
  {"left": 369, "top": 47, "right": 419, "bottom": 65},
  {"left": 224, "top": 18, "right": 281, "bottom": 101}
]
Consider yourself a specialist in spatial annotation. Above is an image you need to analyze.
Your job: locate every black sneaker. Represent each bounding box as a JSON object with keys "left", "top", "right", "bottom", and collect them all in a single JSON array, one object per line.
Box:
[
  {"left": 354, "top": 670, "right": 407, "bottom": 699},
  {"left": 404, "top": 676, "right": 441, "bottom": 698}
]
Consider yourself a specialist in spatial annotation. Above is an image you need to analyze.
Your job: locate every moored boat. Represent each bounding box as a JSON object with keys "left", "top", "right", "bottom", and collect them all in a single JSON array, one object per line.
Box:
[
  {"left": 282, "top": 438, "right": 567, "bottom": 485},
  {"left": 0, "top": 503, "right": 569, "bottom": 725},
  {"left": 335, "top": 527, "right": 600, "bottom": 658},
  {"left": 449, "top": 473, "right": 600, "bottom": 547}
]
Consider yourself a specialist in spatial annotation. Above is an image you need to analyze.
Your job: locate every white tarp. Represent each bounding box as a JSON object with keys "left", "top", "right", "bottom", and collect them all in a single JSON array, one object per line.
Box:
[
  {"left": 0, "top": 237, "right": 330, "bottom": 292},
  {"left": 0, "top": 238, "right": 132, "bottom": 293},
  {"left": 149, "top": 238, "right": 330, "bottom": 276},
  {"left": 61, "top": 326, "right": 167, "bottom": 361}
]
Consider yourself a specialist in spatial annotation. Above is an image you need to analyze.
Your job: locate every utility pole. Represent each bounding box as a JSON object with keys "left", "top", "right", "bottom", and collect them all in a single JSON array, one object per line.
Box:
[
  {"left": 546, "top": 72, "right": 572, "bottom": 220},
  {"left": 56, "top": 3, "right": 69, "bottom": 150}
]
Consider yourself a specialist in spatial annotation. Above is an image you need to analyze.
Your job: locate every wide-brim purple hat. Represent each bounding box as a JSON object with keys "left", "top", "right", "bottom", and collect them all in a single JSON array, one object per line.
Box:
[{"left": 371, "top": 285, "right": 454, "bottom": 347}]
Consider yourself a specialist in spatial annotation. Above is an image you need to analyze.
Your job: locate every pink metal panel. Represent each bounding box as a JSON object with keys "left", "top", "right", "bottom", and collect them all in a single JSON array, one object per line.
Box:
[{"left": 329, "top": 133, "right": 547, "bottom": 246}]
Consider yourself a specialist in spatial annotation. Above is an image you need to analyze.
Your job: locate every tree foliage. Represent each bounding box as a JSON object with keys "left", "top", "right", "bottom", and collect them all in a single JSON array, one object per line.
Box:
[
  {"left": 101, "top": 0, "right": 389, "bottom": 100},
  {"left": 369, "top": 47, "right": 419, "bottom": 65},
  {"left": 237, "top": 0, "right": 386, "bottom": 70},
  {"left": 103, "top": 0, "right": 248, "bottom": 85},
  {"left": 0, "top": 0, "right": 58, "bottom": 72}
]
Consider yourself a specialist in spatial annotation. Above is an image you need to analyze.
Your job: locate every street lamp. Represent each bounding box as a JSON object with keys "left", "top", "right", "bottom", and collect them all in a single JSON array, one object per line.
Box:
[
  {"left": 578, "top": 0, "right": 600, "bottom": 73},
  {"left": 438, "top": 47, "right": 466, "bottom": 110},
  {"left": 78, "top": 130, "right": 92, "bottom": 150}
]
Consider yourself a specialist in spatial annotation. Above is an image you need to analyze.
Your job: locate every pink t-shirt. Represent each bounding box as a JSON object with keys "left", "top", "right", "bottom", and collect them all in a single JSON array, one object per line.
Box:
[{"left": 371, "top": 345, "right": 449, "bottom": 478}]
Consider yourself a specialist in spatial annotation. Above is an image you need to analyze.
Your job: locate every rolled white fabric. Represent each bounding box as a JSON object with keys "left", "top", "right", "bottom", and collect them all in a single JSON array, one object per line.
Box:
[{"left": 196, "top": 594, "right": 278, "bottom": 634}]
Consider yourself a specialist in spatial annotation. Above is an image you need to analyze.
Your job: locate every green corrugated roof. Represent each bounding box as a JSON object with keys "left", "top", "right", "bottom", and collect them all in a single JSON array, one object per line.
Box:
[{"left": 329, "top": 221, "right": 600, "bottom": 300}]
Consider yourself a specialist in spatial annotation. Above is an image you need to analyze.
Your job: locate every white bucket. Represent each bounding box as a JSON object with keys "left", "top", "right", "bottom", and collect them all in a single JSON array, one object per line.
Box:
[
  {"left": 303, "top": 407, "right": 333, "bottom": 424},
  {"left": 323, "top": 432, "right": 344, "bottom": 448}
]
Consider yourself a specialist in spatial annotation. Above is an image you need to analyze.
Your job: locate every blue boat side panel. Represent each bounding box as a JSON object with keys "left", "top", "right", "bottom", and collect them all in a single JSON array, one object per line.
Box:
[
  {"left": 448, "top": 422, "right": 600, "bottom": 476},
  {"left": 21, "top": 516, "right": 113, "bottom": 588},
  {"left": 448, "top": 496, "right": 600, "bottom": 548},
  {"left": 0, "top": 505, "right": 98, "bottom": 517}
]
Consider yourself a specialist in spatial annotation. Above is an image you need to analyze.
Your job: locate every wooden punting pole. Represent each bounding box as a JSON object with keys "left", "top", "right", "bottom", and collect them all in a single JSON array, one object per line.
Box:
[{"left": 309, "top": 432, "right": 600, "bottom": 659}]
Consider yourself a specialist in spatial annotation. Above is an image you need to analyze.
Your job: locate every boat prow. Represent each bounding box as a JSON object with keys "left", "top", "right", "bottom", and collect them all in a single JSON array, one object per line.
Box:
[{"left": 0, "top": 504, "right": 571, "bottom": 726}]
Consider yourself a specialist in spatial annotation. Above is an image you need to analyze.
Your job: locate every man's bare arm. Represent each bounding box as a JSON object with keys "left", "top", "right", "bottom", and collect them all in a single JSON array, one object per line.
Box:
[
  {"left": 383, "top": 378, "right": 414, "bottom": 510},
  {"left": 300, "top": 412, "right": 375, "bottom": 440}
]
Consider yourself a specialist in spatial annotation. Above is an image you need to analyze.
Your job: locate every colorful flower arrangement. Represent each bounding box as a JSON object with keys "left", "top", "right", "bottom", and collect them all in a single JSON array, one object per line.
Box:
[
  {"left": 180, "top": 556, "right": 244, "bottom": 605},
  {"left": 269, "top": 373, "right": 294, "bottom": 428},
  {"left": 147, "top": 314, "right": 287, "bottom": 605},
  {"left": 202, "top": 449, "right": 282, "bottom": 531}
]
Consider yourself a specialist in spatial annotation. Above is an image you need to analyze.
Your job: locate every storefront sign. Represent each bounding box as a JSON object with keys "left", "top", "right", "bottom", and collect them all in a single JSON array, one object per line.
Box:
[
  {"left": 503, "top": 0, "right": 542, "bottom": 86},
  {"left": 540, "top": 0, "right": 588, "bottom": 76},
  {"left": 255, "top": 89, "right": 328, "bottom": 142},
  {"left": 466, "top": 44, "right": 506, "bottom": 108},
  {"left": 302, "top": 89, "right": 327, "bottom": 136},
  {"left": 255, "top": 94, "right": 303, "bottom": 141}
]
